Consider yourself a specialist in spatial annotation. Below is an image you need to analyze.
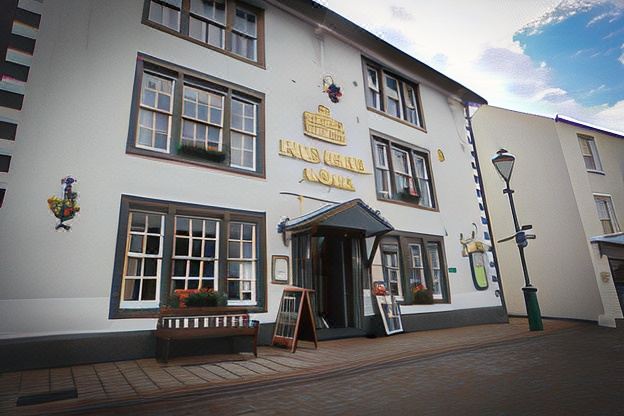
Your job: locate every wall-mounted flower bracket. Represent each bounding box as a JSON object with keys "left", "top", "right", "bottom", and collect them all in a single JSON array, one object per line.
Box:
[
  {"left": 322, "top": 75, "right": 342, "bottom": 103},
  {"left": 47, "top": 176, "right": 80, "bottom": 230}
]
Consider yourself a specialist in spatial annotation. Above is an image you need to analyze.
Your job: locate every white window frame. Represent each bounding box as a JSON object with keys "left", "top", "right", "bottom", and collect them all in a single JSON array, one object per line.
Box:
[
  {"left": 427, "top": 242, "right": 444, "bottom": 300},
  {"left": 188, "top": 0, "right": 226, "bottom": 48},
  {"left": 408, "top": 243, "right": 425, "bottom": 288},
  {"left": 137, "top": 72, "right": 174, "bottom": 154},
  {"left": 578, "top": 135, "right": 603, "bottom": 172},
  {"left": 594, "top": 194, "right": 620, "bottom": 234},
  {"left": 383, "top": 73, "right": 403, "bottom": 119},
  {"left": 381, "top": 246, "right": 403, "bottom": 301},
  {"left": 227, "top": 222, "right": 257, "bottom": 305},
  {"left": 413, "top": 153, "right": 433, "bottom": 208},
  {"left": 373, "top": 141, "right": 391, "bottom": 198},
  {"left": 231, "top": 6, "right": 258, "bottom": 61},
  {"left": 171, "top": 215, "right": 220, "bottom": 291},
  {"left": 366, "top": 66, "right": 381, "bottom": 110},
  {"left": 148, "top": 0, "right": 182, "bottom": 32},
  {"left": 181, "top": 84, "right": 225, "bottom": 151},
  {"left": 403, "top": 83, "right": 420, "bottom": 126},
  {"left": 121, "top": 211, "right": 165, "bottom": 309},
  {"left": 230, "top": 97, "right": 257, "bottom": 171},
  {"left": 391, "top": 146, "right": 414, "bottom": 194}
]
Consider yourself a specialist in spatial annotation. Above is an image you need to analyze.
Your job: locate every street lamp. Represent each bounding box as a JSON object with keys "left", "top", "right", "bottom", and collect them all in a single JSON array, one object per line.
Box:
[{"left": 491, "top": 149, "right": 543, "bottom": 331}]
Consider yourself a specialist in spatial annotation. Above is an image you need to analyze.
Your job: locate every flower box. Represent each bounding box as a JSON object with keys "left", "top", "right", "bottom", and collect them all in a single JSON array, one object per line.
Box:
[{"left": 177, "top": 144, "right": 226, "bottom": 162}]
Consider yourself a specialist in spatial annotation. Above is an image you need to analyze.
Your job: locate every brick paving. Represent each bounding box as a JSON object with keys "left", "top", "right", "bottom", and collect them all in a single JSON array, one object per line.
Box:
[{"left": 0, "top": 318, "right": 583, "bottom": 415}]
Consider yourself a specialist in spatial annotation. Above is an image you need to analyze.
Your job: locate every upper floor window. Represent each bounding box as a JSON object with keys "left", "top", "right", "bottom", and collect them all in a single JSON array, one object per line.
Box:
[
  {"left": 128, "top": 55, "right": 265, "bottom": 176},
  {"left": 364, "top": 61, "right": 424, "bottom": 128},
  {"left": 578, "top": 135, "right": 602, "bottom": 172},
  {"left": 144, "top": 0, "right": 264, "bottom": 66},
  {"left": 372, "top": 135, "right": 435, "bottom": 209},
  {"left": 594, "top": 195, "right": 620, "bottom": 234}
]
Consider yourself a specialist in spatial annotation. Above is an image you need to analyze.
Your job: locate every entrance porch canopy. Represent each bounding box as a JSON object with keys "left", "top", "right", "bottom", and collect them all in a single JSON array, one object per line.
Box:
[
  {"left": 280, "top": 199, "right": 393, "bottom": 238},
  {"left": 591, "top": 232, "right": 624, "bottom": 259}
]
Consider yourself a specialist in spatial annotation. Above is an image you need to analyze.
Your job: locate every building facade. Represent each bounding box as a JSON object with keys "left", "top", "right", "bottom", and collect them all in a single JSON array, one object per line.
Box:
[
  {"left": 472, "top": 106, "right": 624, "bottom": 327},
  {"left": 0, "top": 0, "right": 506, "bottom": 369}
]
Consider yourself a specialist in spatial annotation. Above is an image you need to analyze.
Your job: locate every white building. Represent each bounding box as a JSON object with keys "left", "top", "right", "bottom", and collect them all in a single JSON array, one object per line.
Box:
[
  {"left": 472, "top": 106, "right": 624, "bottom": 327},
  {"left": 0, "top": 0, "right": 506, "bottom": 370}
]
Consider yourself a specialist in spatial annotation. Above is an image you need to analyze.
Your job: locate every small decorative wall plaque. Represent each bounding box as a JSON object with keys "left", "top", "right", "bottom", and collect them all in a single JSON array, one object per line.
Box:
[{"left": 47, "top": 176, "right": 80, "bottom": 230}]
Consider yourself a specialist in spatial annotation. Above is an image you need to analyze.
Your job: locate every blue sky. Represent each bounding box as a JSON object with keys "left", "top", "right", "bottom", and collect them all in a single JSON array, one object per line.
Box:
[
  {"left": 322, "top": 0, "right": 624, "bottom": 131},
  {"left": 515, "top": 2, "right": 624, "bottom": 108}
]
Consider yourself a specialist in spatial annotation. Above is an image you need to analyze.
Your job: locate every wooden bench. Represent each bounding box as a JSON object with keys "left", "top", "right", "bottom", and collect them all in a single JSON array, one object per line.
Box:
[{"left": 155, "top": 313, "right": 259, "bottom": 363}]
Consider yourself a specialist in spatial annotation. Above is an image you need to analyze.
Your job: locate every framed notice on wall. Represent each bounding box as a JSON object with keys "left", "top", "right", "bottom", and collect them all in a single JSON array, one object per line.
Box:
[
  {"left": 272, "top": 255, "right": 289, "bottom": 284},
  {"left": 376, "top": 295, "right": 403, "bottom": 335}
]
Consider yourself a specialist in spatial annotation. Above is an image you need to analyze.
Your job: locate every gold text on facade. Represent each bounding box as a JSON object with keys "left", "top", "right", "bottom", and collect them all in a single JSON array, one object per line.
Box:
[
  {"left": 303, "top": 105, "right": 346, "bottom": 146},
  {"left": 279, "top": 139, "right": 367, "bottom": 174}
]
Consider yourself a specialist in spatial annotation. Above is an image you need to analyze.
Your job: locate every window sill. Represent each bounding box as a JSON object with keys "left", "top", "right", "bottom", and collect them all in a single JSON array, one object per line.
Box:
[
  {"left": 159, "top": 306, "right": 264, "bottom": 315},
  {"left": 142, "top": 20, "right": 266, "bottom": 70},
  {"left": 587, "top": 169, "right": 606, "bottom": 175},
  {"left": 126, "top": 146, "right": 265, "bottom": 179},
  {"left": 376, "top": 196, "right": 438, "bottom": 212},
  {"left": 367, "top": 106, "right": 427, "bottom": 133}
]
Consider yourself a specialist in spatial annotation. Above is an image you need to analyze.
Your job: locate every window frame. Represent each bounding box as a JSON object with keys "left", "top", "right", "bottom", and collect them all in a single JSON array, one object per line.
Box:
[
  {"left": 127, "top": 54, "right": 265, "bottom": 178},
  {"left": 578, "top": 134, "right": 603, "bottom": 173},
  {"left": 593, "top": 194, "right": 620, "bottom": 234},
  {"left": 370, "top": 133, "right": 437, "bottom": 210},
  {"left": 380, "top": 242, "right": 403, "bottom": 301},
  {"left": 109, "top": 195, "right": 267, "bottom": 319},
  {"left": 362, "top": 59, "right": 425, "bottom": 130},
  {"left": 376, "top": 232, "right": 450, "bottom": 304},
  {"left": 142, "top": 0, "right": 265, "bottom": 68}
]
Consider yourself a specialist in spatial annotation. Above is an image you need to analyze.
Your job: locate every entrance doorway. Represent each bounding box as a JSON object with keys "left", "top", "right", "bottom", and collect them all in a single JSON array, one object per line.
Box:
[{"left": 609, "top": 258, "right": 624, "bottom": 312}]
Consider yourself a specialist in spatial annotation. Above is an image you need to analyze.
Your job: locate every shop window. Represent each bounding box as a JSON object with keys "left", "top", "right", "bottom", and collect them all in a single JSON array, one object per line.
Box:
[
  {"left": 594, "top": 195, "right": 620, "bottom": 234},
  {"left": 128, "top": 55, "right": 265, "bottom": 177},
  {"left": 363, "top": 61, "right": 424, "bottom": 128},
  {"left": 374, "top": 234, "right": 449, "bottom": 303},
  {"left": 110, "top": 195, "right": 266, "bottom": 318},
  {"left": 372, "top": 135, "right": 436, "bottom": 208},
  {"left": 578, "top": 135, "right": 602, "bottom": 172},
  {"left": 144, "top": 0, "right": 264, "bottom": 66},
  {"left": 469, "top": 251, "right": 489, "bottom": 290}
]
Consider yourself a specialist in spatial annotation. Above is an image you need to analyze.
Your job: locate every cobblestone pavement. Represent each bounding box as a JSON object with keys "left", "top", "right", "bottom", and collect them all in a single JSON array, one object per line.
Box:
[{"left": 0, "top": 318, "right": 600, "bottom": 415}]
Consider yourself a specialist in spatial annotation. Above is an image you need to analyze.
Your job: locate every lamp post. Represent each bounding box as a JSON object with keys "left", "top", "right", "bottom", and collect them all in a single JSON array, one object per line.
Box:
[{"left": 491, "top": 149, "right": 543, "bottom": 331}]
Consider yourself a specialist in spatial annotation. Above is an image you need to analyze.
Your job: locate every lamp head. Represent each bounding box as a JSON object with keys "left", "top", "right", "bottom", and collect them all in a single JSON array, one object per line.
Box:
[{"left": 491, "top": 149, "right": 515, "bottom": 183}]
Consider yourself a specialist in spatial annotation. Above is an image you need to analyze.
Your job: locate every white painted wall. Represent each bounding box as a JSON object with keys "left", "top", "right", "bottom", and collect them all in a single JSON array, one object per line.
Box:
[
  {"left": 0, "top": 0, "right": 501, "bottom": 338},
  {"left": 472, "top": 105, "right": 621, "bottom": 323}
]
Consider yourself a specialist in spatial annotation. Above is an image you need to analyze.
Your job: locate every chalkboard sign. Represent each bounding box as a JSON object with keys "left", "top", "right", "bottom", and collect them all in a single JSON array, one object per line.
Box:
[
  {"left": 376, "top": 295, "right": 403, "bottom": 335},
  {"left": 272, "top": 287, "right": 318, "bottom": 352}
]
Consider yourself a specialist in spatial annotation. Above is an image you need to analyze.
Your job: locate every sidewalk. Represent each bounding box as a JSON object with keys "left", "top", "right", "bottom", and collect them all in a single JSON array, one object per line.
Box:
[{"left": 0, "top": 318, "right": 582, "bottom": 415}]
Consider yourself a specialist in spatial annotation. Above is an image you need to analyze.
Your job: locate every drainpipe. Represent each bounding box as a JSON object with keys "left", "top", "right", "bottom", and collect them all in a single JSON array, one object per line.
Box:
[{"left": 463, "top": 103, "right": 509, "bottom": 317}]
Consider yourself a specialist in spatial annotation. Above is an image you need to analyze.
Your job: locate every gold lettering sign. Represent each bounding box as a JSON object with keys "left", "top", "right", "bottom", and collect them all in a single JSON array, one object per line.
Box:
[
  {"left": 279, "top": 139, "right": 321, "bottom": 164},
  {"left": 303, "top": 105, "right": 346, "bottom": 146},
  {"left": 323, "top": 150, "right": 367, "bottom": 174},
  {"left": 303, "top": 168, "right": 355, "bottom": 192}
]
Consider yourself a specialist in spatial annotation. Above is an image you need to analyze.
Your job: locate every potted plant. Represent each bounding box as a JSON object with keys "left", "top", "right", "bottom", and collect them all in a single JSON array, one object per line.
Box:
[
  {"left": 412, "top": 283, "right": 434, "bottom": 304},
  {"left": 184, "top": 289, "right": 228, "bottom": 307}
]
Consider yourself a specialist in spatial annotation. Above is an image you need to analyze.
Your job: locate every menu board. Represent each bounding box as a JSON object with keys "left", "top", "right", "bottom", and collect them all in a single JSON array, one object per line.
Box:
[
  {"left": 376, "top": 295, "right": 403, "bottom": 335},
  {"left": 272, "top": 287, "right": 318, "bottom": 352}
]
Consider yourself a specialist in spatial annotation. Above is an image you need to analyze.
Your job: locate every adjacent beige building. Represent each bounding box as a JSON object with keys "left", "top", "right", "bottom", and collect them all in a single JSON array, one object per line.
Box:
[{"left": 472, "top": 106, "right": 624, "bottom": 327}]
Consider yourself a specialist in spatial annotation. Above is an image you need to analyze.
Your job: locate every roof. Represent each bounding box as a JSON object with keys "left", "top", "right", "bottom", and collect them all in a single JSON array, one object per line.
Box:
[
  {"left": 555, "top": 115, "right": 624, "bottom": 140},
  {"left": 268, "top": 0, "right": 487, "bottom": 105},
  {"left": 281, "top": 199, "right": 394, "bottom": 237},
  {"left": 591, "top": 232, "right": 624, "bottom": 246}
]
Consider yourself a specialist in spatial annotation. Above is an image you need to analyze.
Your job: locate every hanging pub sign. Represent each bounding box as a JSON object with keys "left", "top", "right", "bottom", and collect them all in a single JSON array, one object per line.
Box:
[
  {"left": 272, "top": 286, "right": 318, "bottom": 352},
  {"left": 47, "top": 176, "right": 80, "bottom": 230},
  {"left": 303, "top": 105, "right": 346, "bottom": 146}
]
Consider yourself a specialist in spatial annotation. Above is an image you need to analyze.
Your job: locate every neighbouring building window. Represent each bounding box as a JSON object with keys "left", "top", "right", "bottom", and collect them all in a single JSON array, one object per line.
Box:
[
  {"left": 111, "top": 196, "right": 266, "bottom": 317},
  {"left": 372, "top": 135, "right": 436, "bottom": 208},
  {"left": 128, "top": 55, "right": 264, "bottom": 177},
  {"left": 364, "top": 61, "right": 424, "bottom": 128},
  {"left": 374, "top": 234, "right": 449, "bottom": 303},
  {"left": 144, "top": 0, "right": 264, "bottom": 65},
  {"left": 594, "top": 195, "right": 620, "bottom": 234},
  {"left": 578, "top": 135, "right": 602, "bottom": 172}
]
